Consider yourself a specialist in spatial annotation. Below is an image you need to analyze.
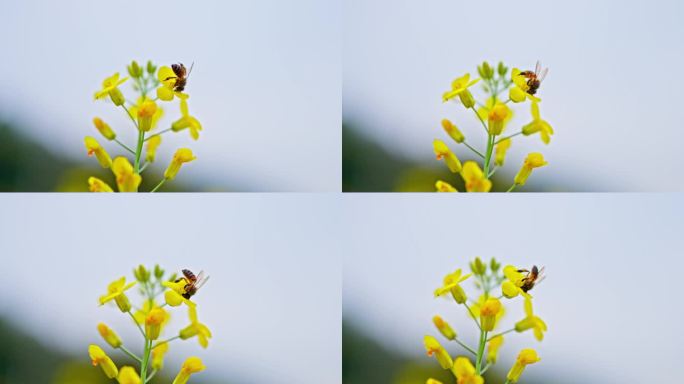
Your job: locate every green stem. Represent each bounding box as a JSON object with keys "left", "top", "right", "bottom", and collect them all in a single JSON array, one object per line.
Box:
[
  {"left": 140, "top": 339, "right": 152, "bottom": 383},
  {"left": 487, "top": 328, "right": 515, "bottom": 341},
  {"left": 462, "top": 141, "right": 485, "bottom": 159},
  {"left": 483, "top": 134, "right": 494, "bottom": 178},
  {"left": 152, "top": 335, "right": 181, "bottom": 349},
  {"left": 463, "top": 303, "right": 481, "bottom": 330},
  {"left": 114, "top": 139, "right": 136, "bottom": 155},
  {"left": 144, "top": 128, "right": 173, "bottom": 142},
  {"left": 134, "top": 130, "right": 145, "bottom": 174},
  {"left": 506, "top": 184, "right": 517, "bottom": 193},
  {"left": 495, "top": 131, "right": 523, "bottom": 145},
  {"left": 139, "top": 162, "right": 150, "bottom": 173},
  {"left": 475, "top": 329, "right": 487, "bottom": 373},
  {"left": 127, "top": 311, "right": 146, "bottom": 338},
  {"left": 145, "top": 369, "right": 158, "bottom": 383},
  {"left": 453, "top": 338, "right": 477, "bottom": 356},
  {"left": 119, "top": 345, "right": 142, "bottom": 363},
  {"left": 480, "top": 362, "right": 492, "bottom": 374},
  {"left": 150, "top": 179, "right": 166, "bottom": 193}
]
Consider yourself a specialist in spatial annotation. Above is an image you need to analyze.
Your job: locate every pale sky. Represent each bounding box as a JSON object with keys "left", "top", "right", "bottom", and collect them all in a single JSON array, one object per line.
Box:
[
  {"left": 0, "top": 195, "right": 342, "bottom": 384},
  {"left": 0, "top": 0, "right": 340, "bottom": 191},
  {"left": 342, "top": 194, "right": 684, "bottom": 383},
  {"left": 344, "top": 0, "right": 684, "bottom": 191}
]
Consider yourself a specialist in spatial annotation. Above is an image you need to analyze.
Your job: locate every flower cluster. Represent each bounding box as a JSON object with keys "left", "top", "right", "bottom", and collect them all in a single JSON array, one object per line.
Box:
[
  {"left": 89, "top": 265, "right": 211, "bottom": 383},
  {"left": 86, "top": 60, "right": 202, "bottom": 192},
  {"left": 434, "top": 61, "right": 554, "bottom": 192},
  {"left": 424, "top": 257, "right": 547, "bottom": 383}
]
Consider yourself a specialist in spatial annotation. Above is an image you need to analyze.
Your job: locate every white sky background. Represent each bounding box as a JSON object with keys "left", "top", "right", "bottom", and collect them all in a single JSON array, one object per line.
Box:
[
  {"left": 0, "top": 0, "right": 340, "bottom": 192},
  {"left": 0, "top": 195, "right": 341, "bottom": 384},
  {"left": 343, "top": 0, "right": 684, "bottom": 191},
  {"left": 342, "top": 194, "right": 684, "bottom": 383}
]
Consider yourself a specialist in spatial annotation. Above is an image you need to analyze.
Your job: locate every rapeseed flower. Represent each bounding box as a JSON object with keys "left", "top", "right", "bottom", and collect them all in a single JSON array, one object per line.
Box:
[
  {"left": 117, "top": 366, "right": 141, "bottom": 384},
  {"left": 479, "top": 298, "right": 502, "bottom": 332},
  {"left": 514, "top": 153, "right": 547, "bottom": 186},
  {"left": 179, "top": 306, "right": 212, "bottom": 348},
  {"left": 424, "top": 335, "right": 453, "bottom": 369},
  {"left": 522, "top": 101, "right": 554, "bottom": 144},
  {"left": 99, "top": 277, "right": 136, "bottom": 312},
  {"left": 506, "top": 349, "right": 540, "bottom": 383},
  {"left": 443, "top": 73, "right": 480, "bottom": 108},
  {"left": 451, "top": 357, "right": 483, "bottom": 384},
  {"left": 433, "top": 315, "right": 456, "bottom": 340},
  {"left": 172, "top": 357, "right": 205, "bottom": 384},
  {"left": 435, "top": 180, "right": 458, "bottom": 192},
  {"left": 164, "top": 148, "right": 196, "bottom": 180},
  {"left": 112, "top": 157, "right": 142, "bottom": 192},
  {"left": 515, "top": 297, "right": 547, "bottom": 341},
  {"left": 442, "top": 119, "right": 465, "bottom": 143},
  {"left": 461, "top": 162, "right": 491, "bottom": 193},
  {"left": 94, "top": 73, "right": 128, "bottom": 106},
  {"left": 88, "top": 177, "right": 114, "bottom": 192},
  {"left": 84, "top": 136, "right": 112, "bottom": 168},
  {"left": 434, "top": 269, "right": 471, "bottom": 304},
  {"left": 433, "top": 139, "right": 462, "bottom": 173},
  {"left": 93, "top": 117, "right": 116, "bottom": 140},
  {"left": 172, "top": 94, "right": 203, "bottom": 140},
  {"left": 97, "top": 323, "right": 122, "bottom": 348},
  {"left": 486, "top": 335, "right": 504, "bottom": 364},
  {"left": 89, "top": 344, "right": 118, "bottom": 379}
]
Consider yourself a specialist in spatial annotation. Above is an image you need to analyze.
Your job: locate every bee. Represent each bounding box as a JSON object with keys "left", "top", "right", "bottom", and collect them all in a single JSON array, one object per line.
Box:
[
  {"left": 175, "top": 268, "right": 209, "bottom": 299},
  {"left": 517, "top": 265, "right": 545, "bottom": 293},
  {"left": 164, "top": 62, "right": 194, "bottom": 92},
  {"left": 518, "top": 61, "right": 548, "bottom": 95}
]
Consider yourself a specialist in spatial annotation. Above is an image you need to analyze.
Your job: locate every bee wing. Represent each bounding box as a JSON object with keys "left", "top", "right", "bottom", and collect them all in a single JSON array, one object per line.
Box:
[
  {"left": 538, "top": 68, "right": 549, "bottom": 83},
  {"left": 186, "top": 62, "right": 195, "bottom": 80},
  {"left": 195, "top": 274, "right": 210, "bottom": 290},
  {"left": 535, "top": 60, "right": 541, "bottom": 75}
]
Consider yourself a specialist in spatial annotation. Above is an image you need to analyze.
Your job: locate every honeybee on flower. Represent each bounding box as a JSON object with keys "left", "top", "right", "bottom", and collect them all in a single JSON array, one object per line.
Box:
[
  {"left": 434, "top": 60, "right": 556, "bottom": 192},
  {"left": 424, "top": 257, "right": 547, "bottom": 383},
  {"left": 86, "top": 60, "right": 203, "bottom": 192}
]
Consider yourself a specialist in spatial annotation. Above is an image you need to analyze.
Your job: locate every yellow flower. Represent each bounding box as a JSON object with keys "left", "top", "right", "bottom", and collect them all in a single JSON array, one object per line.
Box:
[
  {"left": 501, "top": 266, "right": 532, "bottom": 299},
  {"left": 443, "top": 73, "right": 480, "bottom": 108},
  {"left": 117, "top": 366, "right": 141, "bottom": 384},
  {"left": 93, "top": 117, "right": 116, "bottom": 140},
  {"left": 514, "top": 153, "right": 548, "bottom": 186},
  {"left": 172, "top": 94, "right": 203, "bottom": 140},
  {"left": 84, "top": 136, "right": 112, "bottom": 168},
  {"left": 97, "top": 323, "right": 122, "bottom": 348},
  {"left": 441, "top": 119, "right": 464, "bottom": 143},
  {"left": 424, "top": 335, "right": 453, "bottom": 369},
  {"left": 426, "top": 379, "right": 443, "bottom": 384},
  {"left": 435, "top": 180, "right": 457, "bottom": 192},
  {"left": 88, "top": 344, "right": 118, "bottom": 379},
  {"left": 162, "top": 280, "right": 196, "bottom": 307},
  {"left": 151, "top": 342, "right": 169, "bottom": 371},
  {"left": 136, "top": 99, "right": 158, "bottom": 132},
  {"left": 479, "top": 298, "right": 502, "bottom": 331},
  {"left": 507, "top": 349, "right": 540, "bottom": 383},
  {"left": 432, "top": 315, "right": 456, "bottom": 340},
  {"left": 515, "top": 296, "right": 548, "bottom": 341},
  {"left": 112, "top": 157, "right": 142, "bottom": 192},
  {"left": 145, "top": 307, "right": 167, "bottom": 340},
  {"left": 146, "top": 135, "right": 162, "bottom": 163},
  {"left": 486, "top": 335, "right": 504, "bottom": 364},
  {"left": 509, "top": 68, "right": 540, "bottom": 103},
  {"left": 172, "top": 357, "right": 206, "bottom": 384},
  {"left": 99, "top": 277, "right": 136, "bottom": 312},
  {"left": 494, "top": 138, "right": 512, "bottom": 167},
  {"left": 522, "top": 101, "right": 554, "bottom": 144},
  {"left": 461, "top": 161, "right": 491, "bottom": 193},
  {"left": 88, "top": 177, "right": 114, "bottom": 192},
  {"left": 179, "top": 305, "right": 213, "bottom": 348},
  {"left": 433, "top": 139, "right": 462, "bottom": 173},
  {"left": 451, "top": 357, "right": 483, "bottom": 384},
  {"left": 164, "top": 148, "right": 197, "bottom": 180},
  {"left": 129, "top": 97, "right": 164, "bottom": 131},
  {"left": 434, "top": 269, "right": 471, "bottom": 304},
  {"left": 94, "top": 73, "right": 128, "bottom": 106},
  {"left": 156, "top": 66, "right": 186, "bottom": 101},
  {"left": 487, "top": 103, "right": 511, "bottom": 136}
]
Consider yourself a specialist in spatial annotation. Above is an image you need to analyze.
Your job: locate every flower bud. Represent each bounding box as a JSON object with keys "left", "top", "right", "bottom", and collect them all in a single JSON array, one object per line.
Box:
[
  {"left": 97, "top": 323, "right": 122, "bottom": 348},
  {"left": 114, "top": 294, "right": 132, "bottom": 313},
  {"left": 127, "top": 60, "right": 143, "bottom": 78},
  {"left": 88, "top": 344, "right": 118, "bottom": 379},
  {"left": 424, "top": 336, "right": 453, "bottom": 370},
  {"left": 490, "top": 258, "right": 501, "bottom": 271},
  {"left": 151, "top": 342, "right": 169, "bottom": 371},
  {"left": 432, "top": 316, "right": 456, "bottom": 340},
  {"left": 507, "top": 349, "right": 540, "bottom": 383},
  {"left": 109, "top": 88, "right": 125, "bottom": 106},
  {"left": 93, "top": 117, "right": 116, "bottom": 140},
  {"left": 487, "top": 103, "right": 510, "bottom": 136},
  {"left": 450, "top": 284, "right": 467, "bottom": 304},
  {"left": 514, "top": 153, "right": 548, "bottom": 186},
  {"left": 117, "top": 366, "right": 141, "bottom": 384},
  {"left": 497, "top": 61, "right": 508, "bottom": 77},
  {"left": 145, "top": 308, "right": 167, "bottom": 340},
  {"left": 480, "top": 298, "right": 502, "bottom": 331},
  {"left": 88, "top": 177, "right": 113, "bottom": 192},
  {"left": 441, "top": 119, "right": 464, "bottom": 143},
  {"left": 470, "top": 257, "right": 486, "bottom": 275},
  {"left": 458, "top": 89, "right": 476, "bottom": 109},
  {"left": 435, "top": 180, "right": 457, "bottom": 192},
  {"left": 495, "top": 138, "right": 512, "bottom": 167},
  {"left": 112, "top": 157, "right": 141, "bottom": 192},
  {"left": 134, "top": 265, "right": 150, "bottom": 282},
  {"left": 147, "top": 60, "right": 157, "bottom": 75},
  {"left": 478, "top": 61, "right": 494, "bottom": 79},
  {"left": 461, "top": 161, "right": 491, "bottom": 193},
  {"left": 433, "top": 139, "right": 462, "bottom": 173},
  {"left": 137, "top": 100, "right": 158, "bottom": 132},
  {"left": 487, "top": 335, "right": 504, "bottom": 364},
  {"left": 145, "top": 135, "right": 162, "bottom": 162},
  {"left": 84, "top": 136, "right": 112, "bottom": 168},
  {"left": 172, "top": 357, "right": 206, "bottom": 384},
  {"left": 164, "top": 148, "right": 197, "bottom": 180}
]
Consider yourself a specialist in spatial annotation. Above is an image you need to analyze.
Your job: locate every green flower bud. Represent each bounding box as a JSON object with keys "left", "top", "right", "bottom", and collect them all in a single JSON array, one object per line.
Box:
[
  {"left": 147, "top": 60, "right": 157, "bottom": 75},
  {"left": 458, "top": 89, "right": 476, "bottom": 109},
  {"left": 490, "top": 257, "right": 501, "bottom": 272},
  {"left": 134, "top": 265, "right": 150, "bottom": 282},
  {"left": 127, "top": 60, "right": 143, "bottom": 78},
  {"left": 478, "top": 61, "right": 494, "bottom": 79},
  {"left": 497, "top": 61, "right": 508, "bottom": 77},
  {"left": 108, "top": 88, "right": 125, "bottom": 106},
  {"left": 154, "top": 264, "right": 165, "bottom": 280},
  {"left": 470, "top": 257, "right": 487, "bottom": 275}
]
